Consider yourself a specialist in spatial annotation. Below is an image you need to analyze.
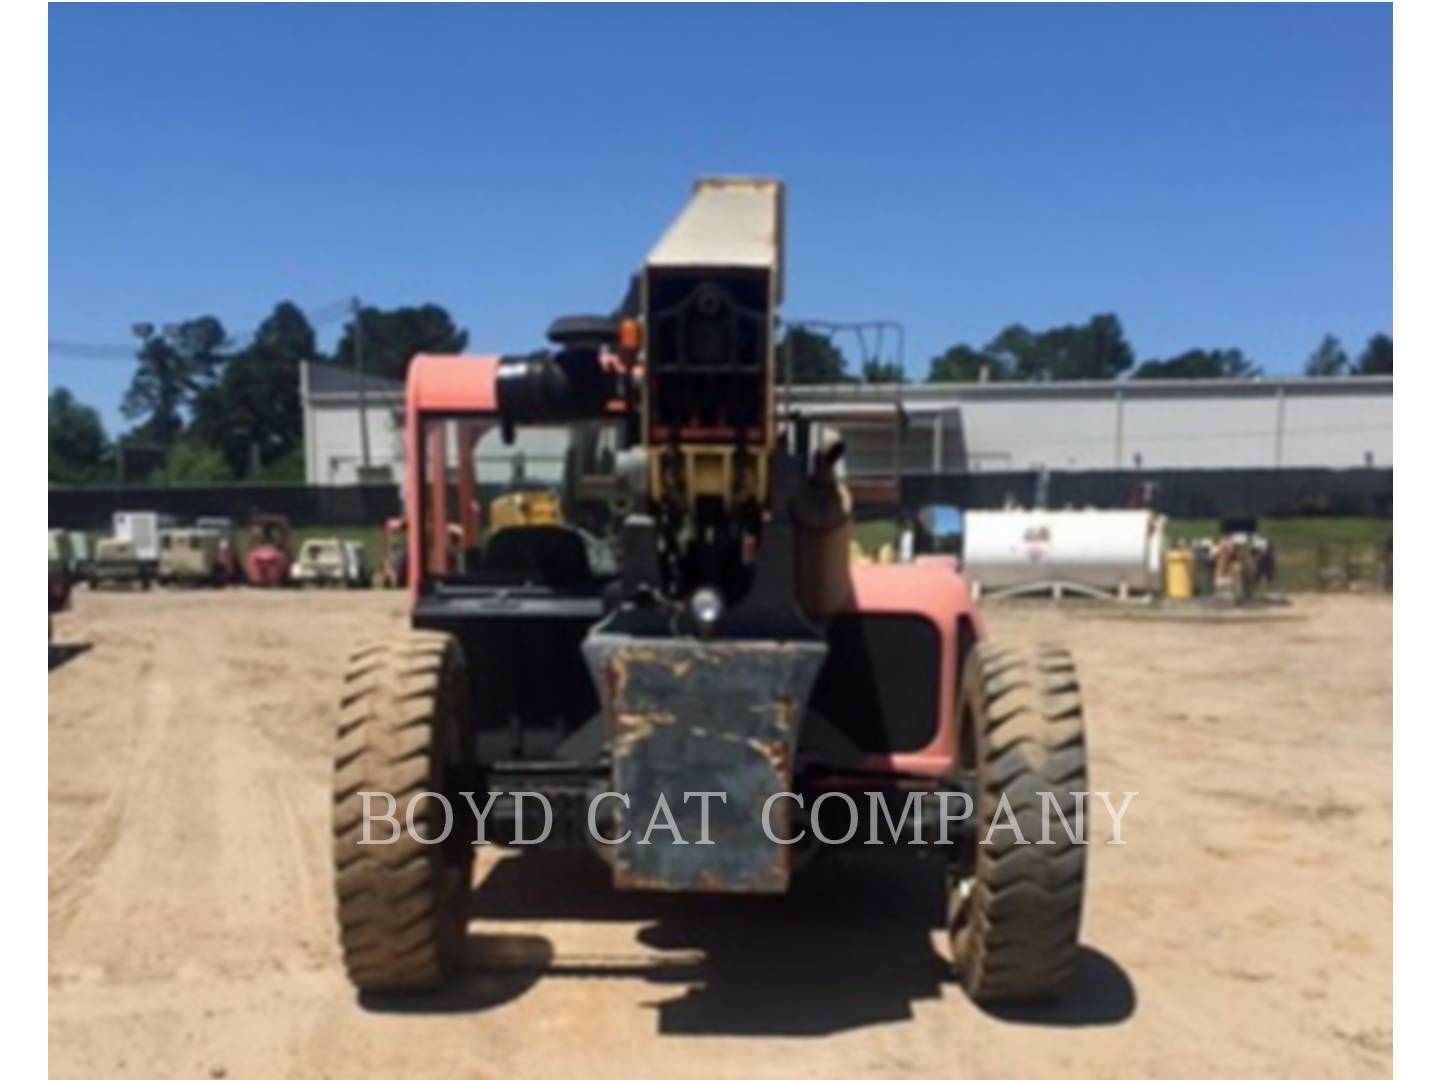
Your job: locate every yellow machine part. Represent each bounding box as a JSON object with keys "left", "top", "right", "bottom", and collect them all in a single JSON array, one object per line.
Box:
[
  {"left": 489, "top": 491, "right": 564, "bottom": 532},
  {"left": 647, "top": 446, "right": 767, "bottom": 510},
  {"left": 1165, "top": 548, "right": 1196, "bottom": 600}
]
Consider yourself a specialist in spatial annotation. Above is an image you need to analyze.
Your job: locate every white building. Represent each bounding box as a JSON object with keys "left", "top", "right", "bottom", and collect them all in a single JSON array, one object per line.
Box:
[
  {"left": 789, "top": 375, "right": 1392, "bottom": 476},
  {"left": 300, "top": 360, "right": 1392, "bottom": 485},
  {"left": 301, "top": 361, "right": 576, "bottom": 488},
  {"left": 301, "top": 361, "right": 407, "bottom": 485}
]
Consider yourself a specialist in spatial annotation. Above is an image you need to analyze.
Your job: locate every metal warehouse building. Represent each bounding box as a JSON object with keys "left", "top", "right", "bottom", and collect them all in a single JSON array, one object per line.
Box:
[
  {"left": 788, "top": 375, "right": 1392, "bottom": 477},
  {"left": 300, "top": 361, "right": 1392, "bottom": 486}
]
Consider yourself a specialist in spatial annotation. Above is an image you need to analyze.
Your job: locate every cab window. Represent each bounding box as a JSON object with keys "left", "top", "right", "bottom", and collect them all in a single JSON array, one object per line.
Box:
[{"left": 417, "top": 415, "right": 624, "bottom": 588}]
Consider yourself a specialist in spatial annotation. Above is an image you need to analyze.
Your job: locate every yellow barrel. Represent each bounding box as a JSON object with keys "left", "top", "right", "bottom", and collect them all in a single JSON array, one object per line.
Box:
[{"left": 1165, "top": 548, "right": 1195, "bottom": 599}]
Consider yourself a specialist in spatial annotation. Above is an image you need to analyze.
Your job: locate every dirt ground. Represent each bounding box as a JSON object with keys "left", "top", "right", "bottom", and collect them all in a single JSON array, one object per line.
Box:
[{"left": 48, "top": 590, "right": 1392, "bottom": 1079}]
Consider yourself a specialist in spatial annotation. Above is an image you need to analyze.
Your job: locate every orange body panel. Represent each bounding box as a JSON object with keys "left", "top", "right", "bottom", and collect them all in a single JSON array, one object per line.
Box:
[
  {"left": 405, "top": 352, "right": 629, "bottom": 599},
  {"left": 408, "top": 353, "right": 501, "bottom": 414},
  {"left": 837, "top": 560, "right": 983, "bottom": 779},
  {"left": 406, "top": 355, "right": 501, "bottom": 600}
]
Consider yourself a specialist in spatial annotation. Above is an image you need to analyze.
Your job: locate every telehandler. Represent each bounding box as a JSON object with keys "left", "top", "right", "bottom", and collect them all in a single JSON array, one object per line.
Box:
[{"left": 332, "top": 179, "right": 1088, "bottom": 1004}]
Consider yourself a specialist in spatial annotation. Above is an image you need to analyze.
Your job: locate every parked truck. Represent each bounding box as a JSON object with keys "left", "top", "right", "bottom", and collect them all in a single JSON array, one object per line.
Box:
[
  {"left": 292, "top": 537, "right": 370, "bottom": 588},
  {"left": 90, "top": 537, "right": 152, "bottom": 589},
  {"left": 195, "top": 516, "right": 243, "bottom": 583},
  {"left": 157, "top": 528, "right": 231, "bottom": 587},
  {"left": 112, "top": 511, "right": 176, "bottom": 579}
]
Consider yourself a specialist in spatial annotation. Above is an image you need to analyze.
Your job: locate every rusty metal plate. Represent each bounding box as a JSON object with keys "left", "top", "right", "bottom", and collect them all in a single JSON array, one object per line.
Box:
[{"left": 583, "top": 635, "right": 826, "bottom": 894}]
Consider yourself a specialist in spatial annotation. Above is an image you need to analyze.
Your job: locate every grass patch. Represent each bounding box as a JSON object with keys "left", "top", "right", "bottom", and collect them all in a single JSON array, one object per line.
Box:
[
  {"left": 854, "top": 519, "right": 899, "bottom": 556},
  {"left": 1169, "top": 517, "right": 1391, "bottom": 591},
  {"left": 1167, "top": 517, "right": 1391, "bottom": 547}
]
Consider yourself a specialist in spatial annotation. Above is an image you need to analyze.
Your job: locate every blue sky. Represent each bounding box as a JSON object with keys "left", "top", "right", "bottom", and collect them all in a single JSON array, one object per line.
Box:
[{"left": 50, "top": 3, "right": 1392, "bottom": 431}]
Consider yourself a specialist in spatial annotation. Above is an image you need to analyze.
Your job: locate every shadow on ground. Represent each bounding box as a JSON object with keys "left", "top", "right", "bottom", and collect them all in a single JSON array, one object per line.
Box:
[
  {"left": 362, "top": 848, "right": 1135, "bottom": 1035},
  {"left": 48, "top": 642, "right": 92, "bottom": 672},
  {"left": 983, "top": 948, "right": 1136, "bottom": 1028}
]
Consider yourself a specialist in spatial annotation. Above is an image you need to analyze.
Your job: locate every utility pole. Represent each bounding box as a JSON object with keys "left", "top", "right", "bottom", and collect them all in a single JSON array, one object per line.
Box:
[
  {"left": 118, "top": 322, "right": 154, "bottom": 490},
  {"left": 352, "top": 297, "right": 373, "bottom": 476}
]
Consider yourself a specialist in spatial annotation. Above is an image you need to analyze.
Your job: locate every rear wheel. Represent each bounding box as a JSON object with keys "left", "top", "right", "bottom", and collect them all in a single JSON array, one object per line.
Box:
[
  {"left": 332, "top": 630, "right": 473, "bottom": 992},
  {"left": 949, "top": 642, "right": 1087, "bottom": 1003}
]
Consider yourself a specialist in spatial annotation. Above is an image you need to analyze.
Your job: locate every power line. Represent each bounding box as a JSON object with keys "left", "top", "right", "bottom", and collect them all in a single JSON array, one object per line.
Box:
[
  {"left": 48, "top": 296, "right": 357, "bottom": 363},
  {"left": 47, "top": 341, "right": 136, "bottom": 361}
]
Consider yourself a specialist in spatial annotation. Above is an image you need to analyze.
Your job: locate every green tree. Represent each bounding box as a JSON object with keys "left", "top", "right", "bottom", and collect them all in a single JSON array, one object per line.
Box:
[
  {"left": 928, "top": 343, "right": 1008, "bottom": 382},
  {"left": 861, "top": 359, "right": 907, "bottom": 384},
  {"left": 122, "top": 316, "right": 228, "bottom": 444},
  {"left": 983, "top": 324, "right": 1038, "bottom": 377},
  {"left": 983, "top": 313, "right": 1134, "bottom": 381},
  {"left": 1052, "top": 313, "right": 1132, "bottom": 380},
  {"left": 777, "top": 327, "right": 852, "bottom": 383},
  {"left": 1352, "top": 332, "right": 1392, "bottom": 375},
  {"left": 1305, "top": 334, "right": 1349, "bottom": 376},
  {"left": 254, "top": 447, "right": 305, "bottom": 483},
  {"left": 49, "top": 387, "right": 111, "bottom": 484},
  {"left": 112, "top": 438, "right": 169, "bottom": 485},
  {"left": 1133, "top": 348, "right": 1260, "bottom": 380},
  {"left": 333, "top": 303, "right": 467, "bottom": 383},
  {"left": 161, "top": 438, "right": 233, "bottom": 484},
  {"left": 189, "top": 302, "right": 317, "bottom": 478}
]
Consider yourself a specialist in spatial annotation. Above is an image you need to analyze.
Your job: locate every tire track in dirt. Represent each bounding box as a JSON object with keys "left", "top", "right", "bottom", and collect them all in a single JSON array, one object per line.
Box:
[
  {"left": 49, "top": 591, "right": 1392, "bottom": 1080},
  {"left": 49, "top": 649, "right": 171, "bottom": 942}
]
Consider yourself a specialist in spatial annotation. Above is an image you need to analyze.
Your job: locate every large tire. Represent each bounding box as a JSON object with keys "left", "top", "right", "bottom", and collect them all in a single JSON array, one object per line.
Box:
[
  {"left": 949, "top": 642, "right": 1087, "bottom": 1004},
  {"left": 332, "top": 630, "right": 473, "bottom": 992}
]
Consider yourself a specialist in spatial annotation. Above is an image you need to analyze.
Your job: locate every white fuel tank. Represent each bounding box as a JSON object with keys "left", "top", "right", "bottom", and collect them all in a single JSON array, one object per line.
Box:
[{"left": 961, "top": 509, "right": 1166, "bottom": 595}]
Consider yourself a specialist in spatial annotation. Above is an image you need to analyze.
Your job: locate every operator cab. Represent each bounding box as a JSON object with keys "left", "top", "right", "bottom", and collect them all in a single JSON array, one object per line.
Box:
[{"left": 412, "top": 414, "right": 625, "bottom": 596}]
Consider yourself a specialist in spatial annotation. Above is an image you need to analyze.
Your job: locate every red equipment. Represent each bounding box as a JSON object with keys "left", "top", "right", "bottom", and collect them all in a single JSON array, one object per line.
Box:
[{"left": 244, "top": 514, "right": 292, "bottom": 587}]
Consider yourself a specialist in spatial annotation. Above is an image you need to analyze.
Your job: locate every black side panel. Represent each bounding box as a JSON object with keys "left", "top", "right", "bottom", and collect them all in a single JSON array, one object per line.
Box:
[
  {"left": 645, "top": 268, "right": 770, "bottom": 435},
  {"left": 414, "top": 612, "right": 598, "bottom": 762},
  {"left": 807, "top": 613, "right": 940, "bottom": 754}
]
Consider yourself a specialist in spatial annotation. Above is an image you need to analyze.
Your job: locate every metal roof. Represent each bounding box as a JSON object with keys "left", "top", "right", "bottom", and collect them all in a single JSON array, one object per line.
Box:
[
  {"left": 786, "top": 374, "right": 1393, "bottom": 402},
  {"left": 300, "top": 360, "right": 1392, "bottom": 410},
  {"left": 790, "top": 400, "right": 960, "bottom": 425},
  {"left": 303, "top": 360, "right": 403, "bottom": 400}
]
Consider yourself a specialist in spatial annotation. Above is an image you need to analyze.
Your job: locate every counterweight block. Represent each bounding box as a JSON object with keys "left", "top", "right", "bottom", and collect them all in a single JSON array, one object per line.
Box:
[{"left": 582, "top": 634, "right": 827, "bottom": 893}]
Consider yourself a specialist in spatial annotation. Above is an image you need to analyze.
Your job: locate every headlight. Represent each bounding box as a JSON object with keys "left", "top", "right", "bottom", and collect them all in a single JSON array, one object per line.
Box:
[{"left": 689, "top": 587, "right": 724, "bottom": 632}]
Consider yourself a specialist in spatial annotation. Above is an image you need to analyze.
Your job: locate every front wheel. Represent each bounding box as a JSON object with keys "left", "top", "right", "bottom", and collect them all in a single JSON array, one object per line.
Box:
[
  {"left": 949, "top": 642, "right": 1088, "bottom": 1004},
  {"left": 332, "top": 630, "right": 473, "bottom": 992}
]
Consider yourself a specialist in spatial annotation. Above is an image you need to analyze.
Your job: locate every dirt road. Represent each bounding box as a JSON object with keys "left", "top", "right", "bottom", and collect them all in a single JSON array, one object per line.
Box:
[{"left": 49, "top": 591, "right": 1391, "bottom": 1078}]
